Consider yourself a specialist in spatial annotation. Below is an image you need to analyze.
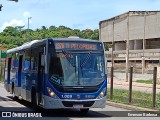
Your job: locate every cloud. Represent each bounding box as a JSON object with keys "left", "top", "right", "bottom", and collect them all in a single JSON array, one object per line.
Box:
[
  {"left": 0, "top": 11, "right": 32, "bottom": 31},
  {"left": 72, "top": 24, "right": 84, "bottom": 30},
  {"left": 1, "top": 19, "right": 25, "bottom": 31},
  {"left": 23, "top": 11, "right": 31, "bottom": 18},
  {"left": 23, "top": 11, "right": 32, "bottom": 24}
]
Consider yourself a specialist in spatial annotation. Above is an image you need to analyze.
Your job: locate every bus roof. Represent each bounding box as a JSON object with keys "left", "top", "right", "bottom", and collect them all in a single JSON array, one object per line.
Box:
[
  {"left": 51, "top": 38, "right": 100, "bottom": 42},
  {"left": 7, "top": 38, "right": 102, "bottom": 54}
]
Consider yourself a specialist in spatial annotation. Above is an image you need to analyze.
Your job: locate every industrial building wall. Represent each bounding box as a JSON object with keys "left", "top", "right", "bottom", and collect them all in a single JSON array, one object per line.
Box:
[
  {"left": 129, "top": 15, "right": 144, "bottom": 40},
  {"left": 114, "top": 17, "right": 128, "bottom": 41},
  {"left": 100, "top": 11, "right": 160, "bottom": 43},
  {"left": 115, "top": 42, "right": 126, "bottom": 50},
  {"left": 100, "top": 21, "right": 113, "bottom": 42},
  {"left": 145, "top": 12, "right": 160, "bottom": 39},
  {"left": 134, "top": 40, "right": 143, "bottom": 50},
  {"left": 146, "top": 39, "right": 160, "bottom": 49},
  {"left": 129, "top": 40, "right": 134, "bottom": 50},
  {"left": 100, "top": 11, "right": 160, "bottom": 75}
]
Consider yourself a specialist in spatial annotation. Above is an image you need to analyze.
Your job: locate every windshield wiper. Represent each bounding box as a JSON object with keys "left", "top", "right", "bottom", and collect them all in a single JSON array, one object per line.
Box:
[{"left": 80, "top": 51, "right": 91, "bottom": 67}]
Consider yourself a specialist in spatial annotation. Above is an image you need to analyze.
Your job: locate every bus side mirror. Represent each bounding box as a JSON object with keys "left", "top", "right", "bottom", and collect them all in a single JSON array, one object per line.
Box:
[{"left": 41, "top": 55, "right": 45, "bottom": 66}]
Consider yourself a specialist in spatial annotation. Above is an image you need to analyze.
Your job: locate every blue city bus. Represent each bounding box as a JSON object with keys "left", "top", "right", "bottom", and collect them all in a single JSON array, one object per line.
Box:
[{"left": 4, "top": 38, "right": 107, "bottom": 113}]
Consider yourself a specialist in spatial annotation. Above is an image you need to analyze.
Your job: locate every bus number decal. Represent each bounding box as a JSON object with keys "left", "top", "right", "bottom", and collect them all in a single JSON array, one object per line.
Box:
[{"left": 61, "top": 95, "right": 72, "bottom": 99}]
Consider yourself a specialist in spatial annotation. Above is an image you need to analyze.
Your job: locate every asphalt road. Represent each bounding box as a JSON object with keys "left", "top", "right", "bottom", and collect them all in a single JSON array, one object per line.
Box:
[{"left": 0, "top": 83, "right": 159, "bottom": 120}]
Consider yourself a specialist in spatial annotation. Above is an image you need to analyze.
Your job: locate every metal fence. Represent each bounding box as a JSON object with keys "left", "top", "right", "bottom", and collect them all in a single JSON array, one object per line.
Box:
[{"left": 107, "top": 66, "right": 160, "bottom": 109}]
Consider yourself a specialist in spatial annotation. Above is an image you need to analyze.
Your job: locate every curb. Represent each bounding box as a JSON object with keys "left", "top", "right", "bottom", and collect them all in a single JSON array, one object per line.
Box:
[{"left": 107, "top": 101, "right": 160, "bottom": 112}]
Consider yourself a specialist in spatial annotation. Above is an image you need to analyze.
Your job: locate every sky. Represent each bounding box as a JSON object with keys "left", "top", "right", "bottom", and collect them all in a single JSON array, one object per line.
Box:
[{"left": 0, "top": 0, "right": 160, "bottom": 32}]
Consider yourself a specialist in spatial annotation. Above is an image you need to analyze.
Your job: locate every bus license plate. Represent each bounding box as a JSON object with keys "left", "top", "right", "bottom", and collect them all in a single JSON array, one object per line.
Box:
[{"left": 73, "top": 104, "right": 83, "bottom": 108}]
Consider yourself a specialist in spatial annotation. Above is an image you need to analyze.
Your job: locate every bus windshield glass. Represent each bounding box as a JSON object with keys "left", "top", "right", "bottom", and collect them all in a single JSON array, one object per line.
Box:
[{"left": 49, "top": 52, "right": 105, "bottom": 86}]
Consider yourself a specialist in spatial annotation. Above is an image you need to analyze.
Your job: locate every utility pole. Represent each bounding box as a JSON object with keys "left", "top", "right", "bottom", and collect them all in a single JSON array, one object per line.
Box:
[
  {"left": 28, "top": 17, "right": 32, "bottom": 41},
  {"left": 126, "top": 12, "right": 130, "bottom": 82},
  {"left": 111, "top": 21, "right": 114, "bottom": 68},
  {"left": 142, "top": 11, "right": 146, "bottom": 74},
  {"left": 28, "top": 17, "right": 32, "bottom": 30},
  {"left": 110, "top": 20, "right": 114, "bottom": 100}
]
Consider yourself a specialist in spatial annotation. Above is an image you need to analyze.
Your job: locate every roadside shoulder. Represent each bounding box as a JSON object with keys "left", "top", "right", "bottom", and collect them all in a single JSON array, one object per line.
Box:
[{"left": 107, "top": 101, "right": 160, "bottom": 113}]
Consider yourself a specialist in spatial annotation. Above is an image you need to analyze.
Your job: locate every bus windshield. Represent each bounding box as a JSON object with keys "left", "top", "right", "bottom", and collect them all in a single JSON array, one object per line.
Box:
[{"left": 49, "top": 52, "right": 105, "bottom": 86}]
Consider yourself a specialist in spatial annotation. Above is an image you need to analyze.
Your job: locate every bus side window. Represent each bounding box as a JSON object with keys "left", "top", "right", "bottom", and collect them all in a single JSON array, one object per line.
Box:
[
  {"left": 11, "top": 53, "right": 18, "bottom": 70},
  {"left": 31, "top": 56, "right": 38, "bottom": 70},
  {"left": 31, "top": 48, "right": 38, "bottom": 70},
  {"left": 24, "top": 50, "right": 31, "bottom": 71},
  {"left": 31, "top": 58, "right": 35, "bottom": 70}
]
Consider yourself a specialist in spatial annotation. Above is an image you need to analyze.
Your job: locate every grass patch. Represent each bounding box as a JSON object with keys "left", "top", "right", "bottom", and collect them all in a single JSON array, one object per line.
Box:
[
  {"left": 0, "top": 75, "right": 4, "bottom": 83},
  {"left": 107, "top": 88, "right": 160, "bottom": 109},
  {"left": 135, "top": 80, "right": 153, "bottom": 84}
]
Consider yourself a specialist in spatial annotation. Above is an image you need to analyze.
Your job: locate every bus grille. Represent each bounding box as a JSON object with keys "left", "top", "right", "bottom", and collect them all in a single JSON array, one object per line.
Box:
[
  {"left": 62, "top": 101, "right": 95, "bottom": 107},
  {"left": 54, "top": 82, "right": 104, "bottom": 93},
  {"left": 59, "top": 87, "right": 99, "bottom": 93}
]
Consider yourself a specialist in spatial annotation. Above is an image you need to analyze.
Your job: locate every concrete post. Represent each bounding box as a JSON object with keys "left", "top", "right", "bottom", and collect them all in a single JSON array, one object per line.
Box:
[
  {"left": 111, "top": 21, "right": 114, "bottom": 68},
  {"left": 152, "top": 67, "right": 157, "bottom": 108},
  {"left": 157, "top": 67, "right": 160, "bottom": 84},
  {"left": 142, "top": 12, "right": 146, "bottom": 74},
  {"left": 110, "top": 66, "right": 114, "bottom": 100},
  {"left": 126, "top": 13, "right": 129, "bottom": 82},
  {"left": 142, "top": 57, "right": 145, "bottom": 74},
  {"left": 129, "top": 67, "right": 133, "bottom": 103}
]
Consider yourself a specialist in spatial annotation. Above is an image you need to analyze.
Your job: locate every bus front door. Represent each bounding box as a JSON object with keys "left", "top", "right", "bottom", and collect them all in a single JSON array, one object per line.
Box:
[
  {"left": 17, "top": 55, "right": 23, "bottom": 97},
  {"left": 37, "top": 53, "right": 45, "bottom": 105}
]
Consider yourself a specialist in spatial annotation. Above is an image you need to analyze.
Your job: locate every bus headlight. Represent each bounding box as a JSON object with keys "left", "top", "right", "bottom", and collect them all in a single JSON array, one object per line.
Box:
[
  {"left": 97, "top": 87, "right": 106, "bottom": 99},
  {"left": 100, "top": 91, "right": 104, "bottom": 97},
  {"left": 47, "top": 87, "right": 55, "bottom": 97}
]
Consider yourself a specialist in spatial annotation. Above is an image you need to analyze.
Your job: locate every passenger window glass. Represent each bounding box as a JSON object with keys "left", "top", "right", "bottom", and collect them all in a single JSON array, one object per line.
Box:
[
  {"left": 31, "top": 48, "right": 38, "bottom": 70},
  {"left": 24, "top": 50, "right": 31, "bottom": 70}
]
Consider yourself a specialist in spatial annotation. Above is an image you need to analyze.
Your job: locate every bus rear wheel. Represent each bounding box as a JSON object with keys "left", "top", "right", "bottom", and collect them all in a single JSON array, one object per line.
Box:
[
  {"left": 31, "top": 87, "right": 38, "bottom": 109},
  {"left": 12, "top": 85, "right": 18, "bottom": 100},
  {"left": 80, "top": 108, "right": 89, "bottom": 114}
]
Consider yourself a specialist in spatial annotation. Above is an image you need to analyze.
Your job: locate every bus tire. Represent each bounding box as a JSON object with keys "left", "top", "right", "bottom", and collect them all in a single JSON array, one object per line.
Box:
[
  {"left": 80, "top": 108, "right": 89, "bottom": 114},
  {"left": 12, "top": 84, "right": 18, "bottom": 100},
  {"left": 31, "top": 87, "right": 37, "bottom": 108}
]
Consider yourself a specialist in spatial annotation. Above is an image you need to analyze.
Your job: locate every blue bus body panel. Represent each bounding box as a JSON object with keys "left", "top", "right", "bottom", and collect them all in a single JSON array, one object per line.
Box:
[{"left": 21, "top": 70, "right": 38, "bottom": 101}]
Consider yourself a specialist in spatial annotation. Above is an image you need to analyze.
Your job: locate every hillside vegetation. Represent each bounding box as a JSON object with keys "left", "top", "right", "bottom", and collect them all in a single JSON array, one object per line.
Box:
[{"left": 0, "top": 25, "right": 99, "bottom": 49}]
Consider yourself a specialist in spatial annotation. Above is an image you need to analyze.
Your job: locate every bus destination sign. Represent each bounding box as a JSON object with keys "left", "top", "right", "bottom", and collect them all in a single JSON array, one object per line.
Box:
[{"left": 55, "top": 42, "right": 98, "bottom": 50}]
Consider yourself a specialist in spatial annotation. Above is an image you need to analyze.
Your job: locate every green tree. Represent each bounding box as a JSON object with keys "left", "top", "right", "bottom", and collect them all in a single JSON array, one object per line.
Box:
[{"left": 0, "top": 25, "right": 100, "bottom": 49}]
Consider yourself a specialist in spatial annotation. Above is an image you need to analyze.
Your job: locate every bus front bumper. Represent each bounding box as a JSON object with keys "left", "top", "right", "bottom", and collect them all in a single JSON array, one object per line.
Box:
[{"left": 43, "top": 95, "right": 106, "bottom": 109}]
